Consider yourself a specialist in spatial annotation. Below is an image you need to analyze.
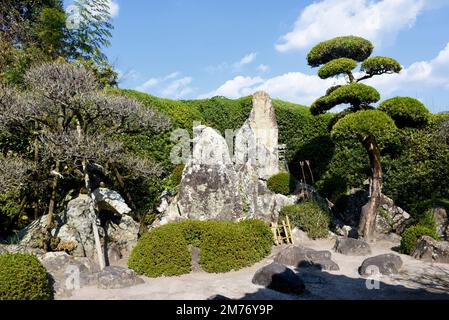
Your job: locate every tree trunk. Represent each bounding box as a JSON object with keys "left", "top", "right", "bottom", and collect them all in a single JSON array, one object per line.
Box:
[
  {"left": 76, "top": 120, "right": 105, "bottom": 270},
  {"left": 33, "top": 134, "right": 39, "bottom": 220},
  {"left": 82, "top": 159, "right": 106, "bottom": 270},
  {"left": 358, "top": 135, "right": 383, "bottom": 241},
  {"left": 47, "top": 160, "right": 61, "bottom": 230},
  {"left": 112, "top": 164, "right": 135, "bottom": 210}
]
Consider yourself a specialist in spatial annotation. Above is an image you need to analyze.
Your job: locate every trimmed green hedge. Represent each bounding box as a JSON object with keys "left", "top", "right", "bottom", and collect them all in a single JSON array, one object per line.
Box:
[
  {"left": 413, "top": 199, "right": 449, "bottom": 216},
  {"left": 128, "top": 223, "right": 192, "bottom": 277},
  {"left": 318, "top": 58, "right": 357, "bottom": 79},
  {"left": 331, "top": 110, "right": 397, "bottom": 145},
  {"left": 128, "top": 219, "right": 273, "bottom": 277},
  {"left": 0, "top": 253, "right": 52, "bottom": 300},
  {"left": 307, "top": 36, "right": 374, "bottom": 67},
  {"left": 379, "top": 97, "right": 430, "bottom": 128},
  {"left": 361, "top": 56, "right": 402, "bottom": 76},
  {"left": 267, "top": 172, "right": 296, "bottom": 195},
  {"left": 400, "top": 225, "right": 440, "bottom": 255},
  {"left": 279, "top": 202, "right": 331, "bottom": 239},
  {"left": 311, "top": 83, "right": 380, "bottom": 115}
]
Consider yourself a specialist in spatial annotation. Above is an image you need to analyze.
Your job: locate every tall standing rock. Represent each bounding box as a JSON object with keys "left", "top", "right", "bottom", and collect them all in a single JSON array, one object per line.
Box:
[{"left": 235, "top": 91, "right": 279, "bottom": 180}]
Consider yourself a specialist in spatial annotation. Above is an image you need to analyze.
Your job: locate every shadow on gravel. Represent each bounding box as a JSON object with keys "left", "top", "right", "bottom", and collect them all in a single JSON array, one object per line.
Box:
[{"left": 209, "top": 268, "right": 449, "bottom": 300}]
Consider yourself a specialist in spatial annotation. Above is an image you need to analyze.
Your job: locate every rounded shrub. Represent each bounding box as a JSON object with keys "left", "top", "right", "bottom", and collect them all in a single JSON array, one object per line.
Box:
[
  {"left": 128, "top": 222, "right": 192, "bottom": 277},
  {"left": 128, "top": 219, "right": 273, "bottom": 277},
  {"left": 279, "top": 202, "right": 331, "bottom": 239},
  {"left": 400, "top": 225, "right": 440, "bottom": 255},
  {"left": 0, "top": 253, "right": 52, "bottom": 300},
  {"left": 200, "top": 219, "right": 273, "bottom": 273},
  {"left": 379, "top": 97, "right": 430, "bottom": 128},
  {"left": 267, "top": 172, "right": 296, "bottom": 196},
  {"left": 311, "top": 83, "right": 380, "bottom": 115},
  {"left": 331, "top": 109, "right": 397, "bottom": 145},
  {"left": 307, "top": 36, "right": 374, "bottom": 67},
  {"left": 318, "top": 58, "right": 357, "bottom": 79},
  {"left": 361, "top": 56, "right": 402, "bottom": 76}
]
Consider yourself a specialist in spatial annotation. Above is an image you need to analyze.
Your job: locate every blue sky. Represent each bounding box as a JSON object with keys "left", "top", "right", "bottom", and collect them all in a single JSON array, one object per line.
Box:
[{"left": 67, "top": 0, "right": 449, "bottom": 113}]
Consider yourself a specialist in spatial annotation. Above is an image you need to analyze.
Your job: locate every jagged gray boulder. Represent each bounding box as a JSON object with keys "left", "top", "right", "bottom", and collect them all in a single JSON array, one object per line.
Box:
[
  {"left": 56, "top": 195, "right": 97, "bottom": 258},
  {"left": 160, "top": 126, "right": 244, "bottom": 223},
  {"left": 96, "top": 266, "right": 144, "bottom": 289},
  {"left": 154, "top": 91, "right": 297, "bottom": 226},
  {"left": 413, "top": 236, "right": 449, "bottom": 264},
  {"left": 40, "top": 252, "right": 143, "bottom": 297},
  {"left": 252, "top": 262, "right": 305, "bottom": 295},
  {"left": 93, "top": 188, "right": 132, "bottom": 215},
  {"left": 334, "top": 238, "right": 372, "bottom": 256},
  {"left": 40, "top": 252, "right": 98, "bottom": 297},
  {"left": 340, "top": 189, "right": 410, "bottom": 236},
  {"left": 431, "top": 207, "right": 449, "bottom": 240},
  {"left": 104, "top": 214, "right": 140, "bottom": 258},
  {"left": 359, "top": 254, "right": 403, "bottom": 276},
  {"left": 376, "top": 195, "right": 411, "bottom": 235},
  {"left": 274, "top": 246, "right": 339, "bottom": 271}
]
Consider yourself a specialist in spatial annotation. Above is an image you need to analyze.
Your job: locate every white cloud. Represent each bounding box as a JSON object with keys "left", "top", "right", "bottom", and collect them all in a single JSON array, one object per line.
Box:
[
  {"left": 164, "top": 72, "right": 181, "bottom": 81},
  {"left": 200, "top": 43, "right": 449, "bottom": 109},
  {"left": 276, "top": 0, "right": 425, "bottom": 52},
  {"left": 136, "top": 72, "right": 195, "bottom": 99},
  {"left": 161, "top": 77, "right": 194, "bottom": 99},
  {"left": 235, "top": 53, "right": 258, "bottom": 67},
  {"left": 257, "top": 64, "right": 270, "bottom": 73},
  {"left": 207, "top": 52, "right": 258, "bottom": 73},
  {"left": 136, "top": 78, "right": 160, "bottom": 91},
  {"left": 107, "top": 0, "right": 120, "bottom": 18},
  {"left": 117, "top": 69, "right": 139, "bottom": 83},
  {"left": 199, "top": 74, "right": 337, "bottom": 104},
  {"left": 365, "top": 42, "right": 449, "bottom": 94},
  {"left": 199, "top": 76, "right": 264, "bottom": 99}
]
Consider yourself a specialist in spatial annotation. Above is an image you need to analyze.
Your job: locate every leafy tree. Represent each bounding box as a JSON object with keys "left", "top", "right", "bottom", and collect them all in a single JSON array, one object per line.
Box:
[
  {"left": 308, "top": 36, "right": 402, "bottom": 240},
  {"left": 331, "top": 110, "right": 397, "bottom": 237},
  {"left": 66, "top": 0, "right": 112, "bottom": 64},
  {"left": 0, "top": 0, "right": 66, "bottom": 85},
  {"left": 0, "top": 0, "right": 118, "bottom": 87},
  {"left": 0, "top": 61, "right": 170, "bottom": 266}
]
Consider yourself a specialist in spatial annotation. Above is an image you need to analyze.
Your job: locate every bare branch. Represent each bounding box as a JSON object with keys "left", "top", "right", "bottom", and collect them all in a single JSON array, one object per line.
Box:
[{"left": 0, "top": 156, "right": 35, "bottom": 194}]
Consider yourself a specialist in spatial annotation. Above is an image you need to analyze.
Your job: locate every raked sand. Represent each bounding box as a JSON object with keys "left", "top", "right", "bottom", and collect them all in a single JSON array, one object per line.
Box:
[{"left": 66, "top": 238, "right": 449, "bottom": 300}]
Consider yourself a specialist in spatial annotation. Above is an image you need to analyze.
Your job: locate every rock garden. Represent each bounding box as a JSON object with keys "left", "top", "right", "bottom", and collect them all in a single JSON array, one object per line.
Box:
[{"left": 1, "top": 31, "right": 449, "bottom": 301}]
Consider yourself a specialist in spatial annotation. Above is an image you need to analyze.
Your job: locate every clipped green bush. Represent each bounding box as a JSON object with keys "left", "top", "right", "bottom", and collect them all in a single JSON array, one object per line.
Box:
[
  {"left": 128, "top": 222, "right": 192, "bottom": 277},
  {"left": 311, "top": 83, "right": 380, "bottom": 115},
  {"left": 379, "top": 97, "right": 430, "bottom": 128},
  {"left": 279, "top": 202, "right": 331, "bottom": 239},
  {"left": 200, "top": 219, "right": 273, "bottom": 273},
  {"left": 128, "top": 219, "right": 273, "bottom": 277},
  {"left": 416, "top": 210, "right": 437, "bottom": 231},
  {"left": 267, "top": 172, "right": 296, "bottom": 196},
  {"left": 0, "top": 253, "right": 52, "bottom": 300},
  {"left": 400, "top": 225, "right": 440, "bottom": 255},
  {"left": 318, "top": 58, "right": 357, "bottom": 79},
  {"left": 331, "top": 110, "right": 397, "bottom": 146},
  {"left": 307, "top": 36, "right": 374, "bottom": 67},
  {"left": 361, "top": 56, "right": 402, "bottom": 76}
]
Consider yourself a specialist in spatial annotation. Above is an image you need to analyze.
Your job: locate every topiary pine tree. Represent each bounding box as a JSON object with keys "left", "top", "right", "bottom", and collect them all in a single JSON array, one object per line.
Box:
[{"left": 308, "top": 36, "right": 402, "bottom": 240}]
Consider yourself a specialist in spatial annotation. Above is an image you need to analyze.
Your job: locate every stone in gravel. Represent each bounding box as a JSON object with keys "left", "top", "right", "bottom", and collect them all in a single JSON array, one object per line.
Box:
[
  {"left": 252, "top": 262, "right": 305, "bottom": 295},
  {"left": 359, "top": 254, "right": 403, "bottom": 276},
  {"left": 334, "top": 238, "right": 371, "bottom": 256},
  {"left": 274, "top": 245, "right": 340, "bottom": 271}
]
